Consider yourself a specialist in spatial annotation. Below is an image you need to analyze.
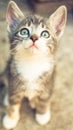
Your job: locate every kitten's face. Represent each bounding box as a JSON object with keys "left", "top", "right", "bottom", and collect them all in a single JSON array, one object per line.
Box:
[
  {"left": 7, "top": 1, "right": 67, "bottom": 55},
  {"left": 9, "top": 16, "right": 54, "bottom": 54}
]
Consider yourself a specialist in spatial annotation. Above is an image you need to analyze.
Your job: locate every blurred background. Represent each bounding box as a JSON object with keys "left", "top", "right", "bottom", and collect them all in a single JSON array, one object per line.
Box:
[
  {"left": 0, "top": 0, "right": 73, "bottom": 130},
  {"left": 0, "top": 0, "right": 73, "bottom": 15}
]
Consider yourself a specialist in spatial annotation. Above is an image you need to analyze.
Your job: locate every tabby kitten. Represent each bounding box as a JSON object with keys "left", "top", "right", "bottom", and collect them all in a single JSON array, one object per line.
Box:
[{"left": 3, "top": 1, "right": 67, "bottom": 129}]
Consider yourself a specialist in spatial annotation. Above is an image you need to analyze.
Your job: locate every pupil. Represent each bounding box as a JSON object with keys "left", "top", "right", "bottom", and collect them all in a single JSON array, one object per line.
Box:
[
  {"left": 22, "top": 30, "right": 28, "bottom": 35},
  {"left": 44, "top": 33, "right": 47, "bottom": 36}
]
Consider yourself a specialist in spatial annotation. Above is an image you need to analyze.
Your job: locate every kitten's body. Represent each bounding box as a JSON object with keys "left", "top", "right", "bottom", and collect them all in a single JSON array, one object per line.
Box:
[{"left": 3, "top": 1, "right": 67, "bottom": 129}]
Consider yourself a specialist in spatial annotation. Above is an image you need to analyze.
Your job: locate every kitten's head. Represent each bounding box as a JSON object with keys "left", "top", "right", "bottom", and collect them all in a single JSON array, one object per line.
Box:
[{"left": 6, "top": 1, "right": 67, "bottom": 55}]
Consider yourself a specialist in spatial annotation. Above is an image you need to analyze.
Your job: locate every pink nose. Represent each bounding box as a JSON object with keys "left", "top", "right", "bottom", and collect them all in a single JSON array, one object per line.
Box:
[{"left": 30, "top": 34, "right": 38, "bottom": 42}]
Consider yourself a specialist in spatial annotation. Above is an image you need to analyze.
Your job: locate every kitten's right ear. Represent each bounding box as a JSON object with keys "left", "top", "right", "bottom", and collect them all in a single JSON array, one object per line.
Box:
[
  {"left": 48, "top": 6, "right": 67, "bottom": 39},
  {"left": 6, "top": 1, "right": 24, "bottom": 30}
]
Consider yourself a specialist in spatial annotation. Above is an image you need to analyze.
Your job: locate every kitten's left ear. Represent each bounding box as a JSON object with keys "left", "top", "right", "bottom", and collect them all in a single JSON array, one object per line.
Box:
[
  {"left": 6, "top": 1, "right": 24, "bottom": 31},
  {"left": 48, "top": 6, "right": 67, "bottom": 38}
]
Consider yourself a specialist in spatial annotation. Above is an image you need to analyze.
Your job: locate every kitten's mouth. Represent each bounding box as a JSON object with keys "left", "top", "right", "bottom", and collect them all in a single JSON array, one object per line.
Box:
[{"left": 29, "top": 43, "right": 39, "bottom": 49}]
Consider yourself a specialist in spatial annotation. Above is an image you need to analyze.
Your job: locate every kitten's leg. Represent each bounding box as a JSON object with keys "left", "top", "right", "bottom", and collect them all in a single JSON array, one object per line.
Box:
[
  {"left": 35, "top": 97, "right": 51, "bottom": 125},
  {"left": 3, "top": 93, "right": 23, "bottom": 129},
  {"left": 3, "top": 104, "right": 20, "bottom": 129}
]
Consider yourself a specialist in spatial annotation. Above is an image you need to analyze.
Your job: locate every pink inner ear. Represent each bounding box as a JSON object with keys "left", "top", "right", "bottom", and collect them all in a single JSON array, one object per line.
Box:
[
  {"left": 7, "top": 8, "right": 16, "bottom": 26},
  {"left": 55, "top": 14, "right": 65, "bottom": 35},
  {"left": 8, "top": 14, "right": 12, "bottom": 25}
]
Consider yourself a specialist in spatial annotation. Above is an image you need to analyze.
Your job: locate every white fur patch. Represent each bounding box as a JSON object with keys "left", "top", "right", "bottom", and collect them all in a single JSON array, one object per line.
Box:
[
  {"left": 36, "top": 111, "right": 51, "bottom": 125},
  {"left": 3, "top": 115, "right": 19, "bottom": 129},
  {"left": 16, "top": 56, "right": 54, "bottom": 82}
]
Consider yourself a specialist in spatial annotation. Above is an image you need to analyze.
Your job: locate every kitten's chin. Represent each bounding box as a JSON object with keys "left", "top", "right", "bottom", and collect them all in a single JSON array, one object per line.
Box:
[{"left": 28, "top": 47, "right": 40, "bottom": 54}]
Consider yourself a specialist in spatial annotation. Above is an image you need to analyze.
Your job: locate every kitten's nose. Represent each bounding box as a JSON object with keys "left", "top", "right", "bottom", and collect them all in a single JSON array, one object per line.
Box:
[{"left": 30, "top": 34, "right": 38, "bottom": 42}]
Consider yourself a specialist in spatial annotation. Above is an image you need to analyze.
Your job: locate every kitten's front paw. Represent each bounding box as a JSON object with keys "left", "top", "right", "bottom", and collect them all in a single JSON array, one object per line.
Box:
[
  {"left": 3, "top": 115, "right": 19, "bottom": 129},
  {"left": 35, "top": 111, "right": 51, "bottom": 125}
]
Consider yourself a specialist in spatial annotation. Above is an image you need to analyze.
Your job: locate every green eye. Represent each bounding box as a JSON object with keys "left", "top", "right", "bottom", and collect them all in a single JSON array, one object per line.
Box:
[
  {"left": 41, "top": 30, "right": 50, "bottom": 38},
  {"left": 19, "top": 28, "right": 30, "bottom": 39}
]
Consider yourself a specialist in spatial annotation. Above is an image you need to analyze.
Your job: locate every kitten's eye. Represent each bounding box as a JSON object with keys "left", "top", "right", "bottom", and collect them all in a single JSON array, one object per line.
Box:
[
  {"left": 18, "top": 28, "right": 30, "bottom": 39},
  {"left": 41, "top": 30, "right": 50, "bottom": 38}
]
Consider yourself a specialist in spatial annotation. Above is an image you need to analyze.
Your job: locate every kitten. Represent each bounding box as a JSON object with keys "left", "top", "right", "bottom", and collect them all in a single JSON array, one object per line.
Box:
[{"left": 3, "top": 1, "right": 67, "bottom": 129}]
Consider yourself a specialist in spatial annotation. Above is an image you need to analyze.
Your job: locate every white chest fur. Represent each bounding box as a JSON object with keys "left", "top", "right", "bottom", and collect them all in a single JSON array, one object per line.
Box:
[{"left": 15, "top": 56, "right": 54, "bottom": 82}]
